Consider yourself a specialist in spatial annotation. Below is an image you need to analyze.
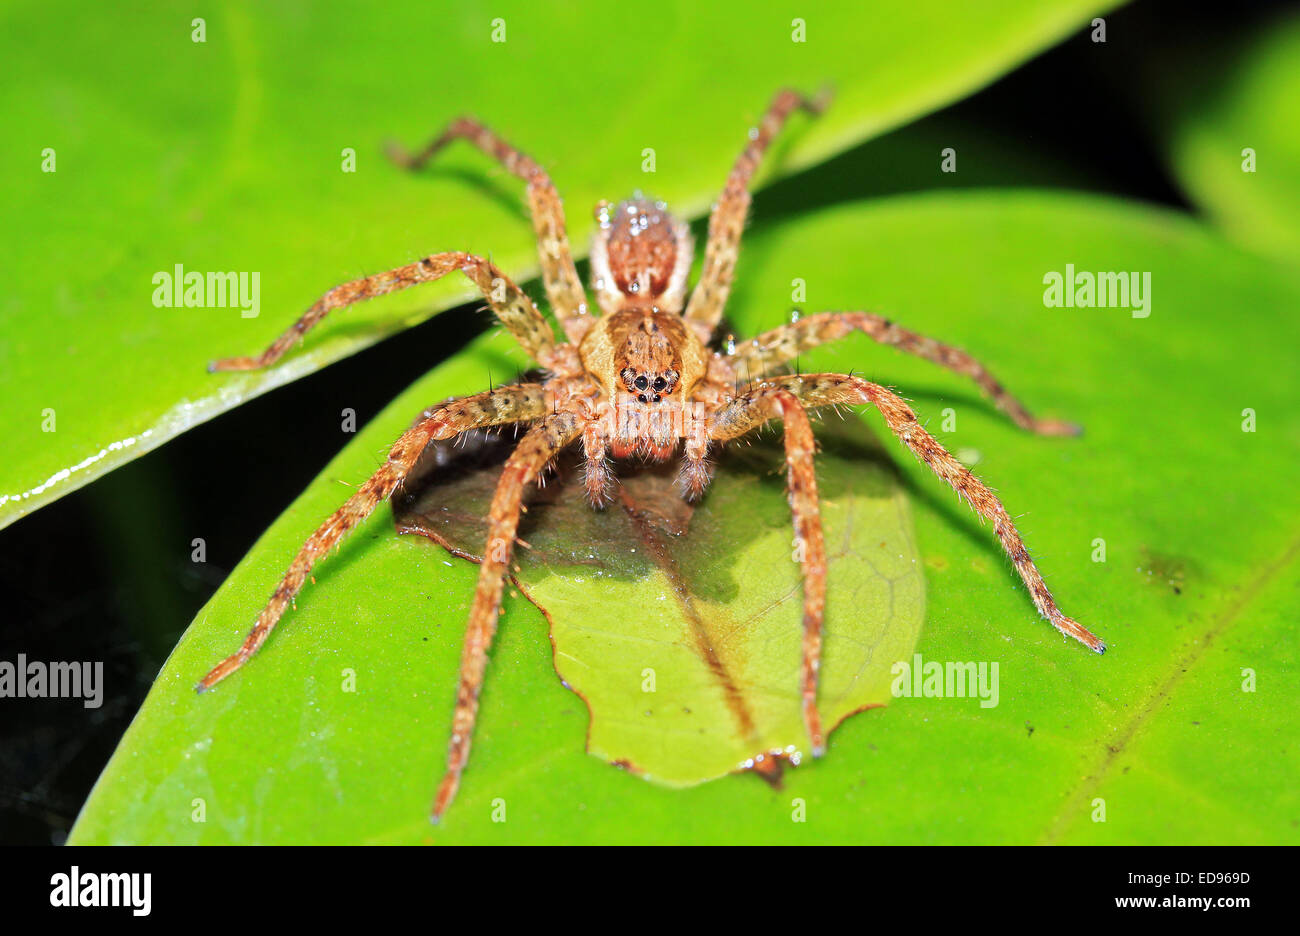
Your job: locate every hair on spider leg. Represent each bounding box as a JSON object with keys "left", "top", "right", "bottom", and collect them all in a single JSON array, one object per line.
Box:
[{"left": 534, "top": 454, "right": 563, "bottom": 489}]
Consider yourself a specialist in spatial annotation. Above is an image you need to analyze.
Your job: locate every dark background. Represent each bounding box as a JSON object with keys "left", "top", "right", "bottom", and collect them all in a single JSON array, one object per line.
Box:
[{"left": 0, "top": 0, "right": 1285, "bottom": 844}]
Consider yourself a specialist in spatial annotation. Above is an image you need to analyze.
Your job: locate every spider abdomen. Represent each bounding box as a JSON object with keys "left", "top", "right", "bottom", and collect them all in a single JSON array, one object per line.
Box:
[{"left": 589, "top": 198, "right": 694, "bottom": 315}]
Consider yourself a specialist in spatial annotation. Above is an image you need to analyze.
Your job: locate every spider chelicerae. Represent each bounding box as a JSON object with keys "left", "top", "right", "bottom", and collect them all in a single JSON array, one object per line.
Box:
[{"left": 197, "top": 88, "right": 1105, "bottom": 823}]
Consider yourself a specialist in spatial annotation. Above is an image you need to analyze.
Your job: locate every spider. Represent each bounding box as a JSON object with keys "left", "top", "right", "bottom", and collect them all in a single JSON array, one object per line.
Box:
[{"left": 197, "top": 88, "right": 1105, "bottom": 823}]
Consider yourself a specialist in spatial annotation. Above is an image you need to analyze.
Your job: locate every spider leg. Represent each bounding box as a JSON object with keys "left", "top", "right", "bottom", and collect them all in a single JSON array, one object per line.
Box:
[
  {"left": 209, "top": 252, "right": 561, "bottom": 372},
  {"left": 709, "top": 389, "right": 828, "bottom": 755},
  {"left": 729, "top": 312, "right": 1081, "bottom": 436},
  {"left": 713, "top": 373, "right": 1105, "bottom": 653},
  {"left": 432, "top": 410, "right": 584, "bottom": 823},
  {"left": 682, "top": 88, "right": 828, "bottom": 342},
  {"left": 388, "top": 117, "right": 592, "bottom": 344},
  {"left": 196, "top": 383, "right": 551, "bottom": 691}
]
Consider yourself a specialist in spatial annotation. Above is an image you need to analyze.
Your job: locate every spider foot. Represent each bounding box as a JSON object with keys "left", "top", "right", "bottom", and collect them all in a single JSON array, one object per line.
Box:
[
  {"left": 195, "top": 651, "right": 247, "bottom": 692},
  {"left": 431, "top": 769, "right": 460, "bottom": 826},
  {"left": 803, "top": 702, "right": 826, "bottom": 758},
  {"left": 1054, "top": 614, "right": 1106, "bottom": 653},
  {"left": 1030, "top": 418, "right": 1084, "bottom": 437},
  {"left": 807, "top": 84, "right": 835, "bottom": 115},
  {"left": 208, "top": 356, "right": 262, "bottom": 373},
  {"left": 383, "top": 140, "right": 415, "bottom": 169}
]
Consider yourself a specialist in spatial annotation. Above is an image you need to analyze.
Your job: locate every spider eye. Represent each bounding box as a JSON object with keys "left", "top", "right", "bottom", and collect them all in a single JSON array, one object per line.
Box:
[
  {"left": 652, "top": 376, "right": 667, "bottom": 392},
  {"left": 634, "top": 375, "right": 648, "bottom": 390}
]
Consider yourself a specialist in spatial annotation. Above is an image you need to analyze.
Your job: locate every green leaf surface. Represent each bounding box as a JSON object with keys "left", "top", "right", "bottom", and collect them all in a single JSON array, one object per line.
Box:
[
  {"left": 1146, "top": 9, "right": 1300, "bottom": 263},
  {"left": 71, "top": 191, "right": 1300, "bottom": 843},
  {"left": 0, "top": 0, "right": 1116, "bottom": 528},
  {"left": 394, "top": 419, "right": 922, "bottom": 786}
]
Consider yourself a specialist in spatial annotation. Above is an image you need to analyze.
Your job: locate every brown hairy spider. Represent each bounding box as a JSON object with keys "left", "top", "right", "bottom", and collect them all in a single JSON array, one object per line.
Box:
[{"left": 198, "top": 89, "right": 1104, "bottom": 823}]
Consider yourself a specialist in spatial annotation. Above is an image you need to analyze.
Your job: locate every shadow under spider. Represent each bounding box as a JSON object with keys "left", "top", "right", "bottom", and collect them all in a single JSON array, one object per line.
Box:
[{"left": 392, "top": 410, "right": 903, "bottom": 609}]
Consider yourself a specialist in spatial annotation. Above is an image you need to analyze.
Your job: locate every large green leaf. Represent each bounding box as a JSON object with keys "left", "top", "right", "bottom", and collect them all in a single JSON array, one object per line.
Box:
[
  {"left": 71, "top": 191, "right": 1300, "bottom": 843},
  {"left": 394, "top": 419, "right": 923, "bottom": 786},
  {"left": 0, "top": 0, "right": 1117, "bottom": 528},
  {"left": 1144, "top": 9, "right": 1300, "bottom": 263}
]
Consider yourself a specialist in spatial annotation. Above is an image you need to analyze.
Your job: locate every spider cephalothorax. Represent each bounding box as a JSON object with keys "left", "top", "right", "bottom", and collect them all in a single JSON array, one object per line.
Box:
[
  {"left": 201, "top": 89, "right": 1104, "bottom": 824},
  {"left": 579, "top": 307, "right": 707, "bottom": 465}
]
